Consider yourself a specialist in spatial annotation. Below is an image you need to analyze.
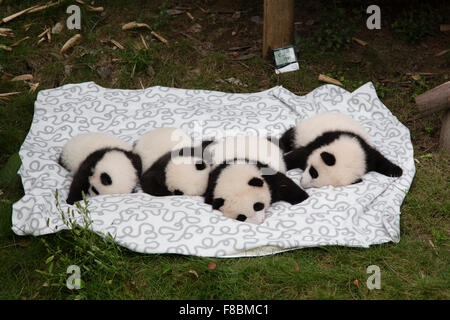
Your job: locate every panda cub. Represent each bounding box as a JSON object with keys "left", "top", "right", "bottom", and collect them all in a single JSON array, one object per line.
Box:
[
  {"left": 134, "top": 127, "right": 211, "bottom": 197},
  {"left": 280, "top": 112, "right": 403, "bottom": 188},
  {"left": 203, "top": 136, "right": 309, "bottom": 224},
  {"left": 59, "top": 132, "right": 142, "bottom": 205}
]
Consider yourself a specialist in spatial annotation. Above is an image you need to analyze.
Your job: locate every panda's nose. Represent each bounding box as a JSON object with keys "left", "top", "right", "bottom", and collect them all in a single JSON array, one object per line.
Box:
[{"left": 236, "top": 214, "right": 247, "bottom": 222}]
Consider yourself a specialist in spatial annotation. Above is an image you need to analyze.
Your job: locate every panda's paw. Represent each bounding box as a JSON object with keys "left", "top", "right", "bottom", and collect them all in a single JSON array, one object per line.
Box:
[{"left": 390, "top": 165, "right": 403, "bottom": 177}]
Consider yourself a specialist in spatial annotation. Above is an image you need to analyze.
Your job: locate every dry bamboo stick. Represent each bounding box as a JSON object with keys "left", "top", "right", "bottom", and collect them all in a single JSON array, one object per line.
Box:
[
  {"left": 11, "top": 74, "right": 33, "bottom": 81},
  {"left": 0, "top": 92, "right": 21, "bottom": 97},
  {"left": 1, "top": 5, "right": 39, "bottom": 25},
  {"left": 60, "top": 34, "right": 81, "bottom": 53},
  {"left": 151, "top": 31, "right": 168, "bottom": 44},
  {"left": 10, "top": 36, "right": 29, "bottom": 47},
  {"left": 318, "top": 74, "right": 343, "bottom": 86},
  {"left": 110, "top": 39, "right": 124, "bottom": 50}
]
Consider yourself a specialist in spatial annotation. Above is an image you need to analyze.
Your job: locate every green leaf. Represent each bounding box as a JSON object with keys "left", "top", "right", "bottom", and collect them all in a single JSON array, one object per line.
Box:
[{"left": 45, "top": 255, "right": 54, "bottom": 264}]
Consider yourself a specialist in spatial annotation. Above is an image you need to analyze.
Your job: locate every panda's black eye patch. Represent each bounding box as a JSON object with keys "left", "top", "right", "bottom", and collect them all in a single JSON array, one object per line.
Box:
[
  {"left": 212, "top": 198, "right": 225, "bottom": 209},
  {"left": 248, "top": 177, "right": 264, "bottom": 187},
  {"left": 309, "top": 166, "right": 318, "bottom": 179},
  {"left": 320, "top": 152, "right": 336, "bottom": 166},
  {"left": 91, "top": 186, "right": 99, "bottom": 195},
  {"left": 100, "top": 172, "right": 112, "bottom": 185},
  {"left": 173, "top": 189, "right": 184, "bottom": 195},
  {"left": 253, "top": 202, "right": 264, "bottom": 211},
  {"left": 236, "top": 214, "right": 247, "bottom": 222},
  {"left": 195, "top": 161, "right": 206, "bottom": 170}
]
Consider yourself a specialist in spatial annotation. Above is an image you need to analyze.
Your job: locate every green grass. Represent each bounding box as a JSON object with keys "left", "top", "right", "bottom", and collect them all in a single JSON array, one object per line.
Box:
[{"left": 0, "top": 0, "right": 449, "bottom": 300}]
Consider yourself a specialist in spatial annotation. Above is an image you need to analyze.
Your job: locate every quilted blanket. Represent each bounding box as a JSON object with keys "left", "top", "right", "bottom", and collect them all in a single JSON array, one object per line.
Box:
[{"left": 12, "top": 82, "right": 415, "bottom": 257}]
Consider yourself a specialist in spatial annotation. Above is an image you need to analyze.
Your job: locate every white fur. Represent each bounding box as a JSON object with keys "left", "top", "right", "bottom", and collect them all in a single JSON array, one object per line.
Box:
[
  {"left": 206, "top": 136, "right": 286, "bottom": 173},
  {"left": 165, "top": 156, "right": 210, "bottom": 196},
  {"left": 294, "top": 112, "right": 369, "bottom": 147},
  {"left": 60, "top": 132, "right": 132, "bottom": 172},
  {"left": 300, "top": 135, "right": 366, "bottom": 188},
  {"left": 88, "top": 150, "right": 139, "bottom": 196},
  {"left": 213, "top": 163, "right": 271, "bottom": 225},
  {"left": 134, "top": 127, "right": 193, "bottom": 172}
]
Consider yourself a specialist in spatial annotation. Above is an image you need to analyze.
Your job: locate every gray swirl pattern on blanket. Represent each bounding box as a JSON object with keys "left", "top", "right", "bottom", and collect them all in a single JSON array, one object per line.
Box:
[{"left": 12, "top": 82, "right": 415, "bottom": 257}]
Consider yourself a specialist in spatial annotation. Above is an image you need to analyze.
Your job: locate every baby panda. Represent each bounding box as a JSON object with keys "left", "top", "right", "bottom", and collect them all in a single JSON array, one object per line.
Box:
[
  {"left": 59, "top": 132, "right": 142, "bottom": 205},
  {"left": 203, "top": 135, "right": 309, "bottom": 224},
  {"left": 133, "top": 127, "right": 211, "bottom": 197},
  {"left": 280, "top": 112, "right": 403, "bottom": 188}
]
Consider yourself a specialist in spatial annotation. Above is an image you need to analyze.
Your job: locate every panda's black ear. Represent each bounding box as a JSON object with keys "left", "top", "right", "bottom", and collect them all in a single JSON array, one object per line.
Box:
[
  {"left": 366, "top": 146, "right": 403, "bottom": 178},
  {"left": 201, "top": 140, "right": 214, "bottom": 150},
  {"left": 320, "top": 152, "right": 336, "bottom": 166},
  {"left": 140, "top": 169, "right": 172, "bottom": 196},
  {"left": 279, "top": 127, "right": 296, "bottom": 153},
  {"left": 262, "top": 172, "right": 308, "bottom": 205},
  {"left": 212, "top": 198, "right": 225, "bottom": 210},
  {"left": 284, "top": 147, "right": 308, "bottom": 170}
]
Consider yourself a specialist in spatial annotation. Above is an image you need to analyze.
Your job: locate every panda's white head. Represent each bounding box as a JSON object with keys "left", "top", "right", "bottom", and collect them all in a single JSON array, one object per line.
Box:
[
  {"left": 204, "top": 160, "right": 309, "bottom": 224},
  {"left": 140, "top": 147, "right": 211, "bottom": 197},
  {"left": 66, "top": 148, "right": 142, "bottom": 205},
  {"left": 165, "top": 155, "right": 211, "bottom": 196},
  {"left": 88, "top": 150, "right": 141, "bottom": 197},
  {"left": 208, "top": 163, "right": 271, "bottom": 225},
  {"left": 300, "top": 135, "right": 366, "bottom": 188}
]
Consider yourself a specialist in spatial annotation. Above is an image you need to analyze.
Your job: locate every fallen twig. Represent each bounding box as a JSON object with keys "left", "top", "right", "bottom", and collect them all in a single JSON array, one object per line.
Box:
[
  {"left": 318, "top": 74, "right": 343, "bottom": 86},
  {"left": 110, "top": 39, "right": 124, "bottom": 50},
  {"left": 10, "top": 36, "right": 30, "bottom": 47},
  {"left": 60, "top": 34, "right": 82, "bottom": 54},
  {"left": 186, "top": 12, "right": 195, "bottom": 21},
  {"left": 435, "top": 49, "right": 449, "bottom": 57},
  {"left": 122, "top": 21, "right": 168, "bottom": 45},
  {"left": 0, "top": 5, "right": 39, "bottom": 25},
  {"left": 28, "top": 82, "right": 40, "bottom": 93},
  {"left": 151, "top": 31, "right": 168, "bottom": 45},
  {"left": 28, "top": 1, "right": 60, "bottom": 14},
  {"left": 0, "top": 27, "right": 14, "bottom": 37},
  {"left": 352, "top": 37, "right": 368, "bottom": 46},
  {"left": 37, "top": 28, "right": 50, "bottom": 39},
  {"left": 140, "top": 34, "right": 148, "bottom": 49},
  {"left": 122, "top": 21, "right": 151, "bottom": 31},
  {"left": 0, "top": 91, "right": 21, "bottom": 97},
  {"left": 11, "top": 74, "right": 33, "bottom": 82}
]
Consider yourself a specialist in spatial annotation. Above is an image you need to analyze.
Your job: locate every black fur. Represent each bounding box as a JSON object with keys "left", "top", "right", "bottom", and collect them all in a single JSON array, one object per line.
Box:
[
  {"left": 101, "top": 173, "right": 112, "bottom": 185},
  {"left": 309, "top": 166, "right": 318, "bottom": 179},
  {"left": 236, "top": 214, "right": 247, "bottom": 222},
  {"left": 262, "top": 171, "right": 309, "bottom": 205},
  {"left": 279, "top": 127, "right": 296, "bottom": 152},
  {"left": 58, "top": 154, "right": 69, "bottom": 171},
  {"left": 195, "top": 161, "right": 206, "bottom": 170},
  {"left": 140, "top": 151, "right": 173, "bottom": 196},
  {"left": 66, "top": 147, "right": 141, "bottom": 205},
  {"left": 212, "top": 198, "right": 225, "bottom": 210},
  {"left": 283, "top": 131, "right": 403, "bottom": 178},
  {"left": 203, "top": 159, "right": 309, "bottom": 208},
  {"left": 140, "top": 145, "right": 206, "bottom": 197},
  {"left": 248, "top": 177, "right": 264, "bottom": 187},
  {"left": 320, "top": 152, "right": 336, "bottom": 166},
  {"left": 253, "top": 202, "right": 265, "bottom": 211}
]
